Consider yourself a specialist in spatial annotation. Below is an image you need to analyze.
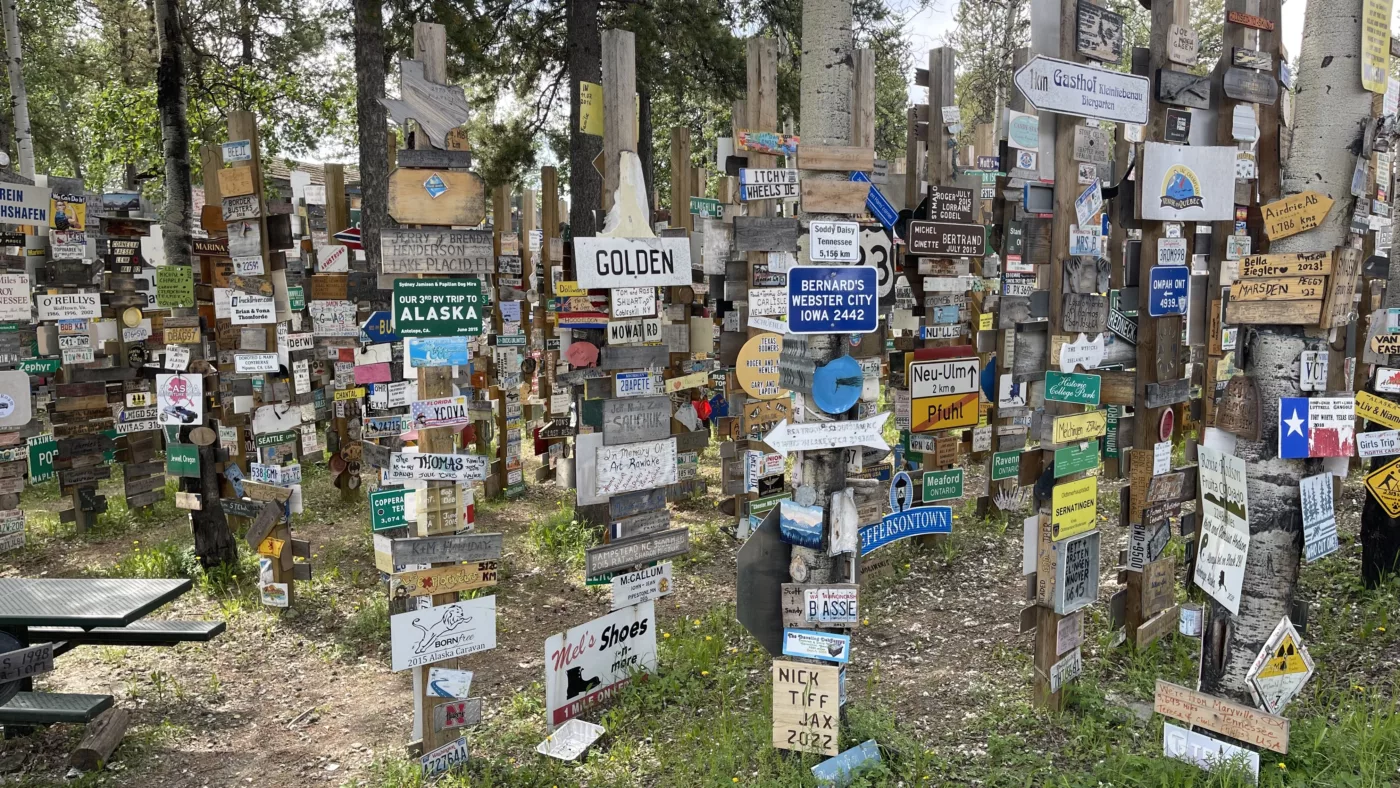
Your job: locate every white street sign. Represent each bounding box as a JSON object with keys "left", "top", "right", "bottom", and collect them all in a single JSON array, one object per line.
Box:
[
  {"left": 1013, "top": 55, "right": 1150, "bottom": 125},
  {"left": 762, "top": 413, "right": 890, "bottom": 457}
]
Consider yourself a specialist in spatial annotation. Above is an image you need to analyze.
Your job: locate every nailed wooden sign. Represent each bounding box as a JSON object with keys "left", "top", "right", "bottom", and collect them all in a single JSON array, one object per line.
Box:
[
  {"left": 1219, "top": 375, "right": 1259, "bottom": 443},
  {"left": 389, "top": 533, "right": 504, "bottom": 566},
  {"left": 221, "top": 194, "right": 260, "bottom": 221},
  {"left": 378, "top": 59, "right": 471, "bottom": 148},
  {"left": 310, "top": 274, "right": 348, "bottom": 301},
  {"left": 1262, "top": 191, "right": 1334, "bottom": 240},
  {"left": 772, "top": 660, "right": 841, "bottom": 756},
  {"left": 800, "top": 180, "right": 870, "bottom": 214},
  {"left": 388, "top": 561, "right": 498, "bottom": 597},
  {"left": 733, "top": 217, "right": 800, "bottom": 253},
  {"left": 229, "top": 274, "right": 274, "bottom": 297},
  {"left": 1075, "top": 0, "right": 1123, "bottom": 64},
  {"left": 431, "top": 698, "right": 483, "bottom": 733},
  {"left": 1155, "top": 680, "right": 1288, "bottom": 753},
  {"left": 601, "top": 396, "right": 672, "bottom": 446},
  {"left": 1322, "top": 246, "right": 1363, "bottom": 330},
  {"left": 1136, "top": 605, "right": 1179, "bottom": 649},
  {"left": 584, "top": 528, "right": 691, "bottom": 578},
  {"left": 1223, "top": 67, "right": 1280, "bottom": 104},
  {"left": 1141, "top": 556, "right": 1176, "bottom": 618},
  {"left": 1147, "top": 471, "right": 1186, "bottom": 503},
  {"left": 1156, "top": 70, "right": 1211, "bottom": 109},
  {"left": 1227, "top": 10, "right": 1275, "bottom": 30},
  {"left": 780, "top": 583, "right": 860, "bottom": 629},
  {"left": 1227, "top": 299, "right": 1323, "bottom": 325},
  {"left": 612, "top": 509, "right": 672, "bottom": 540},
  {"left": 1167, "top": 24, "right": 1199, "bottom": 65},
  {"left": 59, "top": 465, "right": 111, "bottom": 488},
  {"left": 380, "top": 228, "right": 494, "bottom": 275},
  {"left": 1230, "top": 276, "right": 1326, "bottom": 301},
  {"left": 1144, "top": 377, "right": 1191, "bottom": 409},
  {"left": 397, "top": 148, "right": 473, "bottom": 170},
  {"left": 1238, "top": 251, "right": 1332, "bottom": 278},
  {"left": 1061, "top": 293, "right": 1108, "bottom": 334},
  {"left": 387, "top": 168, "right": 485, "bottom": 227},
  {"left": 217, "top": 167, "right": 255, "bottom": 197},
  {"left": 610, "top": 488, "right": 667, "bottom": 520},
  {"left": 1232, "top": 47, "right": 1273, "bottom": 70}
]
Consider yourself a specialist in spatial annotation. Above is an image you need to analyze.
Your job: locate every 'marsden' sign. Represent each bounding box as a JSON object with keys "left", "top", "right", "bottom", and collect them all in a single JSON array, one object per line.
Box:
[{"left": 574, "top": 237, "right": 692, "bottom": 290}]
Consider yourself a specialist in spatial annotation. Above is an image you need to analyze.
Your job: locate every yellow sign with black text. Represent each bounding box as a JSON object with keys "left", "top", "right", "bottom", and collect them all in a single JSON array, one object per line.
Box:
[{"left": 1051, "top": 476, "right": 1098, "bottom": 540}]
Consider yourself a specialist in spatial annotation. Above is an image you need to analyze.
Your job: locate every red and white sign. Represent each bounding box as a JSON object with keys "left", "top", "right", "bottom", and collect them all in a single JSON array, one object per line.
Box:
[{"left": 544, "top": 601, "right": 657, "bottom": 729}]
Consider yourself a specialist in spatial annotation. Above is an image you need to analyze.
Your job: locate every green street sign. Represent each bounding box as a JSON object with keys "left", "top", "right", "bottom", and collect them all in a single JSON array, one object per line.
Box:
[
  {"left": 371, "top": 488, "right": 409, "bottom": 532},
  {"left": 991, "top": 450, "right": 1020, "bottom": 482},
  {"left": 921, "top": 468, "right": 964, "bottom": 502},
  {"left": 254, "top": 431, "right": 299, "bottom": 448},
  {"left": 1044, "top": 370, "right": 1101, "bottom": 406},
  {"left": 18, "top": 358, "right": 61, "bottom": 375},
  {"left": 1104, "top": 406, "right": 1120, "bottom": 458},
  {"left": 1055, "top": 439, "right": 1101, "bottom": 478},
  {"left": 689, "top": 196, "right": 724, "bottom": 219},
  {"left": 166, "top": 444, "right": 201, "bottom": 477},
  {"left": 392, "top": 279, "right": 486, "bottom": 337},
  {"left": 27, "top": 435, "right": 55, "bottom": 484},
  {"left": 288, "top": 285, "right": 305, "bottom": 312}
]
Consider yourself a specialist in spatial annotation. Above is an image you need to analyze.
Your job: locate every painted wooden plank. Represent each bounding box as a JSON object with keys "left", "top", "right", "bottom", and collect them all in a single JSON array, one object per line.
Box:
[
  {"left": 796, "top": 145, "right": 875, "bottom": 172},
  {"left": 386, "top": 168, "right": 485, "bottom": 226},
  {"left": 733, "top": 217, "right": 800, "bottom": 252},
  {"left": 1226, "top": 298, "right": 1322, "bottom": 324}
]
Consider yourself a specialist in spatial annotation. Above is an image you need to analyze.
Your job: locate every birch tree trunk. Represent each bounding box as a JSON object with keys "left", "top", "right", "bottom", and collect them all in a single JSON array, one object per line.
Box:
[
  {"left": 1198, "top": 0, "right": 1370, "bottom": 700},
  {"left": 790, "top": 0, "right": 854, "bottom": 585},
  {"left": 1, "top": 0, "right": 31, "bottom": 177},
  {"left": 156, "top": 0, "right": 237, "bottom": 568},
  {"left": 567, "top": 0, "right": 602, "bottom": 237},
  {"left": 353, "top": 0, "right": 388, "bottom": 273}
]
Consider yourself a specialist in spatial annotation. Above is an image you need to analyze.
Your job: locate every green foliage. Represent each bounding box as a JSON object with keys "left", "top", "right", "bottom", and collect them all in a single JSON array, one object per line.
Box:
[{"left": 525, "top": 500, "right": 596, "bottom": 568}]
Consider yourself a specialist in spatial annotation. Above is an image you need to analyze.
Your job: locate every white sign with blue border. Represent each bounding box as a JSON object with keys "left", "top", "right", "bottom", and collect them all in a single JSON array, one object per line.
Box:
[
  {"left": 787, "top": 266, "right": 879, "bottom": 334},
  {"left": 1147, "top": 265, "right": 1190, "bottom": 317},
  {"left": 783, "top": 628, "right": 852, "bottom": 664}
]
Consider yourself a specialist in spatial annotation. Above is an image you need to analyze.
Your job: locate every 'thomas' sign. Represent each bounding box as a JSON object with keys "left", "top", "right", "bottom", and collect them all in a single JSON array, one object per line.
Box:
[{"left": 574, "top": 237, "right": 692, "bottom": 289}]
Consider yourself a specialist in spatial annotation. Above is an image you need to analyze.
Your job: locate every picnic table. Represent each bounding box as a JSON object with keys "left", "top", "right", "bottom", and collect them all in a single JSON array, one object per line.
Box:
[{"left": 0, "top": 578, "right": 225, "bottom": 730}]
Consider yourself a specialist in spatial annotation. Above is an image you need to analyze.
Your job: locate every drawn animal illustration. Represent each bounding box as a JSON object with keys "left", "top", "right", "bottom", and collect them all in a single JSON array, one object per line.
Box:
[{"left": 410, "top": 606, "right": 470, "bottom": 653}]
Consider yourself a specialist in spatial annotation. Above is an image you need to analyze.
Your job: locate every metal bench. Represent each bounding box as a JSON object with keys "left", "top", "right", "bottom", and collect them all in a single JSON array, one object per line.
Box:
[
  {"left": 30, "top": 620, "right": 226, "bottom": 656},
  {"left": 0, "top": 692, "right": 113, "bottom": 725}
]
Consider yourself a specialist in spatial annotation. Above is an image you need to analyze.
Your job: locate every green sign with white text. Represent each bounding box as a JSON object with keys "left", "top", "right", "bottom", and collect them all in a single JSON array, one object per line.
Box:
[
  {"left": 991, "top": 450, "right": 1020, "bottom": 482},
  {"left": 18, "top": 358, "right": 61, "bottom": 375},
  {"left": 689, "top": 196, "right": 723, "bottom": 219},
  {"left": 392, "top": 279, "right": 486, "bottom": 337},
  {"left": 27, "top": 435, "right": 55, "bottom": 484},
  {"left": 288, "top": 285, "right": 305, "bottom": 312},
  {"left": 921, "top": 468, "right": 964, "bottom": 502},
  {"left": 1055, "top": 440, "right": 1100, "bottom": 478},
  {"left": 166, "top": 444, "right": 201, "bottom": 477},
  {"left": 1044, "top": 370, "right": 1101, "bottom": 406},
  {"left": 370, "top": 488, "right": 408, "bottom": 532}
]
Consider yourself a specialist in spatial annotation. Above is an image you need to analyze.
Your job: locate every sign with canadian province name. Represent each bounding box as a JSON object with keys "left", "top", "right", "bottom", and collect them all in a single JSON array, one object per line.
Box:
[
  {"left": 786, "top": 266, "right": 878, "bottom": 334},
  {"left": 545, "top": 601, "right": 657, "bottom": 728},
  {"left": 574, "top": 237, "right": 692, "bottom": 289}
]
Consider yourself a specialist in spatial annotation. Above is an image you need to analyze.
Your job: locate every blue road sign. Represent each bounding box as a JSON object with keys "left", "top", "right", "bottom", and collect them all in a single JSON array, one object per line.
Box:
[
  {"left": 787, "top": 266, "right": 879, "bottom": 334},
  {"left": 1147, "top": 265, "right": 1190, "bottom": 317},
  {"left": 859, "top": 505, "right": 952, "bottom": 556},
  {"left": 850, "top": 171, "right": 899, "bottom": 235},
  {"left": 361, "top": 310, "right": 400, "bottom": 343}
]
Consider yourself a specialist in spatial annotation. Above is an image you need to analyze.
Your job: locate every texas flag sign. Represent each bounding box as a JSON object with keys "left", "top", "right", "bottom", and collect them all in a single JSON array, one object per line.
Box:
[{"left": 1280, "top": 397, "right": 1355, "bottom": 459}]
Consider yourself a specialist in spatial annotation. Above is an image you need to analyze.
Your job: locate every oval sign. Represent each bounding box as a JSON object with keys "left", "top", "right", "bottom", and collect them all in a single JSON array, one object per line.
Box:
[
  {"left": 735, "top": 332, "right": 786, "bottom": 401},
  {"left": 811, "top": 355, "right": 863, "bottom": 415}
]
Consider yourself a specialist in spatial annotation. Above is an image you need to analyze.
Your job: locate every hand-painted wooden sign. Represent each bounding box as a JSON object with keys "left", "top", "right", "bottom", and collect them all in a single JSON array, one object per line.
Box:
[
  {"left": 1075, "top": 1, "right": 1122, "bottom": 63},
  {"left": 583, "top": 527, "right": 690, "bottom": 579},
  {"left": 386, "top": 168, "right": 485, "bottom": 227},
  {"left": 1168, "top": 24, "right": 1199, "bottom": 64},
  {"left": 1262, "top": 191, "right": 1333, "bottom": 240},
  {"left": 1155, "top": 680, "right": 1289, "bottom": 753},
  {"left": 1227, "top": 10, "right": 1274, "bottom": 30},
  {"left": 772, "top": 660, "right": 840, "bottom": 755},
  {"left": 379, "top": 58, "right": 471, "bottom": 148}
]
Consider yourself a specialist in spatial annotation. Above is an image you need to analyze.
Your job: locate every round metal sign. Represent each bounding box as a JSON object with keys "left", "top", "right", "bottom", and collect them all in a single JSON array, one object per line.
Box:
[
  {"left": 1159, "top": 407, "right": 1175, "bottom": 442},
  {"left": 122, "top": 307, "right": 143, "bottom": 327},
  {"left": 735, "top": 333, "right": 785, "bottom": 401}
]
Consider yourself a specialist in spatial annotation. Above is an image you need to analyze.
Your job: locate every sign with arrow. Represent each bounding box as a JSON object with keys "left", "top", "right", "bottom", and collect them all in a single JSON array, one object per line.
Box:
[
  {"left": 761, "top": 413, "right": 889, "bottom": 457},
  {"left": 1013, "top": 55, "right": 1149, "bottom": 125}
]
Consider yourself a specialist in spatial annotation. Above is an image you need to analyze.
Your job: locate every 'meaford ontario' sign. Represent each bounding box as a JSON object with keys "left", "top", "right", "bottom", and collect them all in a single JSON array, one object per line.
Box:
[
  {"left": 1013, "top": 54, "right": 1149, "bottom": 125},
  {"left": 574, "top": 237, "right": 692, "bottom": 289}
]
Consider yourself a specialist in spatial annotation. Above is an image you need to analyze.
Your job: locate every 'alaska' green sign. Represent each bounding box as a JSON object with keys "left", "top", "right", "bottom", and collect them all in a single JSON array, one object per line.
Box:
[
  {"left": 1044, "top": 370, "right": 1101, "bottom": 406},
  {"left": 392, "top": 279, "right": 486, "bottom": 337}
]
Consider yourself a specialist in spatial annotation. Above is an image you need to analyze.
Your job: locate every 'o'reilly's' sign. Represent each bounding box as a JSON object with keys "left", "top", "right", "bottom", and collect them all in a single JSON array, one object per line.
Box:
[{"left": 574, "top": 237, "right": 693, "bottom": 290}]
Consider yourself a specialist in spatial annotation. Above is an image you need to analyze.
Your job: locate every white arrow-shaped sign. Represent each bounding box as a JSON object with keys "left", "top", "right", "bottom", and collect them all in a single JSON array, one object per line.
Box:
[
  {"left": 762, "top": 413, "right": 890, "bottom": 457},
  {"left": 1013, "top": 55, "right": 1150, "bottom": 126}
]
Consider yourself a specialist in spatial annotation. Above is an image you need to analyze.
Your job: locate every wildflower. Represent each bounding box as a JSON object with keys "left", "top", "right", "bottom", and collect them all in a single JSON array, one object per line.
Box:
[
  {"left": 705, "top": 636, "right": 712, "bottom": 641},
  {"left": 733, "top": 779, "right": 739, "bottom": 783},
  {"left": 663, "top": 632, "right": 671, "bottom": 639},
  {"left": 1378, "top": 626, "right": 1387, "bottom": 633},
  {"left": 863, "top": 618, "right": 870, "bottom": 626},
  {"left": 702, "top": 671, "right": 710, "bottom": 677},
  {"left": 1278, "top": 763, "right": 1287, "bottom": 771},
  {"left": 693, "top": 619, "right": 701, "bottom": 626}
]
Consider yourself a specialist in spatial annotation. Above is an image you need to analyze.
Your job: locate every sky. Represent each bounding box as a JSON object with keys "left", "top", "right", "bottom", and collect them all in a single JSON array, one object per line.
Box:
[{"left": 901, "top": 0, "right": 1309, "bottom": 97}]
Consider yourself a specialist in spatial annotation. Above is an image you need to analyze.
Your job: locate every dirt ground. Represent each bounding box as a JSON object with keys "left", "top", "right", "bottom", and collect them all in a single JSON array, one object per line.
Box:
[{"left": 0, "top": 450, "right": 1391, "bottom": 786}]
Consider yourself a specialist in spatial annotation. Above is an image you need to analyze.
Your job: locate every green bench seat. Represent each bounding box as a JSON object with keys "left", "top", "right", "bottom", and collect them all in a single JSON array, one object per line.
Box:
[{"left": 0, "top": 692, "right": 112, "bottom": 725}]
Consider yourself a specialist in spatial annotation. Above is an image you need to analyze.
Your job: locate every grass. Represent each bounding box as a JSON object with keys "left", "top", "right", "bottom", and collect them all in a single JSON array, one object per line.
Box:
[{"left": 526, "top": 500, "right": 596, "bottom": 569}]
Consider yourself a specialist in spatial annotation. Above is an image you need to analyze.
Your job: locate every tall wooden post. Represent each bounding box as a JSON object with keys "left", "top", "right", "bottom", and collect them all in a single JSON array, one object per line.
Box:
[
  {"left": 325, "top": 163, "right": 360, "bottom": 501},
  {"left": 537, "top": 167, "right": 561, "bottom": 484}
]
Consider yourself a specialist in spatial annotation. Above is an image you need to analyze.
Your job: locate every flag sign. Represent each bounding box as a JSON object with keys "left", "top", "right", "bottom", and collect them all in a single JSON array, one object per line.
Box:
[
  {"left": 1245, "top": 616, "right": 1314, "bottom": 715},
  {"left": 1279, "top": 396, "right": 1355, "bottom": 458}
]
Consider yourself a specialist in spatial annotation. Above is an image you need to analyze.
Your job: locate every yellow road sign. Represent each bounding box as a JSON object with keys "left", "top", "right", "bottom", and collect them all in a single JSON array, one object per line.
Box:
[
  {"left": 1356, "top": 391, "right": 1400, "bottom": 429},
  {"left": 1365, "top": 456, "right": 1400, "bottom": 517}
]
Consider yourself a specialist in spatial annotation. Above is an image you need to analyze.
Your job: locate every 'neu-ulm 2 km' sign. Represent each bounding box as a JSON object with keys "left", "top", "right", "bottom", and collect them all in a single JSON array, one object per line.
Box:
[{"left": 786, "top": 266, "right": 878, "bottom": 334}]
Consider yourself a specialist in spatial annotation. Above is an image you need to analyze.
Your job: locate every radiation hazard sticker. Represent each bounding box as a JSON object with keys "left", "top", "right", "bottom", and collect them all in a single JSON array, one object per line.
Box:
[{"left": 1245, "top": 616, "right": 1315, "bottom": 715}]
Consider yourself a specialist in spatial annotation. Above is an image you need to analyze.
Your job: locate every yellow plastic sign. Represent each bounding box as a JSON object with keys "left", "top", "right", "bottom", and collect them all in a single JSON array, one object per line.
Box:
[
  {"left": 1255, "top": 632, "right": 1309, "bottom": 678},
  {"left": 1356, "top": 391, "right": 1400, "bottom": 429},
  {"left": 578, "top": 82, "right": 640, "bottom": 138},
  {"left": 1052, "top": 410, "right": 1107, "bottom": 443},
  {"left": 735, "top": 333, "right": 786, "bottom": 400},
  {"left": 1050, "top": 476, "right": 1097, "bottom": 541},
  {"left": 1365, "top": 456, "right": 1400, "bottom": 517}
]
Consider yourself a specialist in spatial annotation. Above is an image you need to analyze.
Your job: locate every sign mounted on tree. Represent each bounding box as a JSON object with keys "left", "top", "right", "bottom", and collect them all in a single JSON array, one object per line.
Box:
[
  {"left": 1262, "top": 191, "right": 1334, "bottom": 240},
  {"left": 1140, "top": 143, "right": 1237, "bottom": 221},
  {"left": 1245, "top": 616, "right": 1315, "bottom": 715},
  {"left": 1012, "top": 55, "right": 1149, "bottom": 124}
]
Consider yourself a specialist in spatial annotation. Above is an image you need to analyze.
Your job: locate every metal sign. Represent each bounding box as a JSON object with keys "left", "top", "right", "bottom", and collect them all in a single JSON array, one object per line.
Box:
[
  {"left": 1147, "top": 265, "right": 1190, "bottom": 316},
  {"left": 859, "top": 471, "right": 952, "bottom": 555},
  {"left": 1245, "top": 616, "right": 1315, "bottom": 714},
  {"left": 786, "top": 266, "right": 878, "bottom": 334},
  {"left": 574, "top": 237, "right": 693, "bottom": 289},
  {"left": 1012, "top": 54, "right": 1149, "bottom": 125},
  {"left": 762, "top": 413, "right": 889, "bottom": 457},
  {"left": 907, "top": 221, "right": 985, "bottom": 257}
]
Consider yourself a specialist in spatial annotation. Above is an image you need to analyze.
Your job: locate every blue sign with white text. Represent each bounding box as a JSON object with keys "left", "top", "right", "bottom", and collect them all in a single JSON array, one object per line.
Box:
[
  {"left": 361, "top": 310, "right": 400, "bottom": 344},
  {"left": 859, "top": 506, "right": 952, "bottom": 556},
  {"left": 850, "top": 171, "right": 899, "bottom": 235},
  {"left": 787, "top": 266, "right": 879, "bottom": 334},
  {"left": 1147, "top": 265, "right": 1190, "bottom": 317}
]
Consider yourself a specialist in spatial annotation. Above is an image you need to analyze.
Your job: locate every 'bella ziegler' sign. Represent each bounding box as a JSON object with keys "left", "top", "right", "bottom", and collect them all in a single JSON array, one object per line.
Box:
[{"left": 574, "top": 237, "right": 693, "bottom": 290}]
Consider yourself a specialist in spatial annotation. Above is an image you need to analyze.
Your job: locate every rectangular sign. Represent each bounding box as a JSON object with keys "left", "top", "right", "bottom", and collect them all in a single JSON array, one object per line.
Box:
[
  {"left": 1154, "top": 680, "right": 1289, "bottom": 753},
  {"left": 786, "top": 266, "right": 878, "bottom": 334},
  {"left": 393, "top": 279, "right": 486, "bottom": 337},
  {"left": 544, "top": 601, "right": 657, "bottom": 727},
  {"left": 907, "top": 221, "right": 985, "bottom": 257},
  {"left": 389, "top": 596, "right": 496, "bottom": 672},
  {"left": 388, "top": 452, "right": 489, "bottom": 481},
  {"left": 772, "top": 660, "right": 841, "bottom": 756},
  {"left": 573, "top": 237, "right": 693, "bottom": 289}
]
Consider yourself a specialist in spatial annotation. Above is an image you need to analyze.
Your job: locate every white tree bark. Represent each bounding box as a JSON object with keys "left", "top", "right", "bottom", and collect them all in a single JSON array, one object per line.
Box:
[
  {"left": 792, "top": 0, "right": 854, "bottom": 584},
  {"left": 1200, "top": 0, "right": 1368, "bottom": 701},
  {"left": 2, "top": 0, "right": 31, "bottom": 177}
]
